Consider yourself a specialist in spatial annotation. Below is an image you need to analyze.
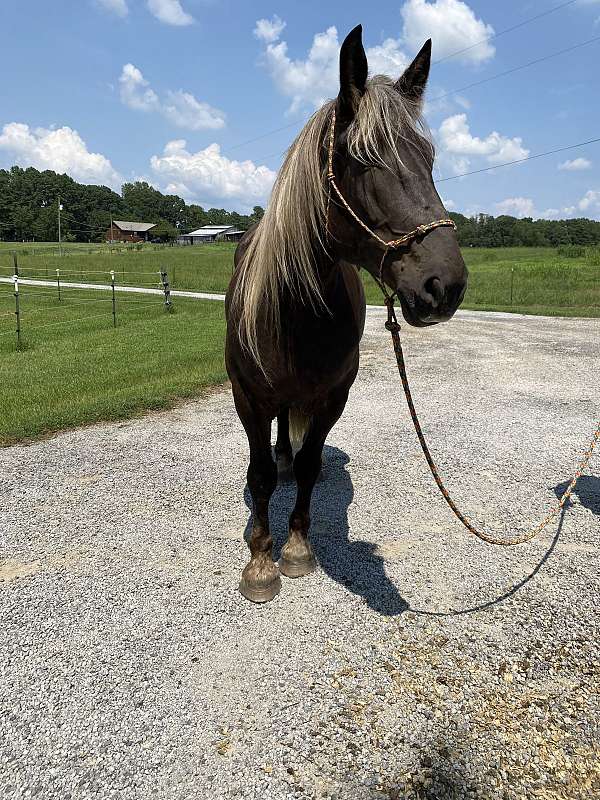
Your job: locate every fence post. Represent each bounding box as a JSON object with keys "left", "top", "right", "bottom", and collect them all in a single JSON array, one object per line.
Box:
[
  {"left": 56, "top": 268, "right": 62, "bottom": 302},
  {"left": 110, "top": 270, "right": 117, "bottom": 328},
  {"left": 13, "top": 273, "right": 21, "bottom": 349},
  {"left": 510, "top": 267, "right": 514, "bottom": 306},
  {"left": 160, "top": 269, "right": 172, "bottom": 311}
]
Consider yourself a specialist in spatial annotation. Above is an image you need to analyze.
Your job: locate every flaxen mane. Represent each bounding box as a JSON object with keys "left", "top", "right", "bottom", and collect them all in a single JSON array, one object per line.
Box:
[{"left": 233, "top": 75, "right": 432, "bottom": 370}]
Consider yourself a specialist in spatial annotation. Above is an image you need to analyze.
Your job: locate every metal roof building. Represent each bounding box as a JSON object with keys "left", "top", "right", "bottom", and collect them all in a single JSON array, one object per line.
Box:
[{"left": 177, "top": 225, "right": 245, "bottom": 245}]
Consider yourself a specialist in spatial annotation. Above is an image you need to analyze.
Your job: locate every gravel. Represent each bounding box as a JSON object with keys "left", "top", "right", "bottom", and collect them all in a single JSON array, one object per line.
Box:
[{"left": 1, "top": 308, "right": 598, "bottom": 800}]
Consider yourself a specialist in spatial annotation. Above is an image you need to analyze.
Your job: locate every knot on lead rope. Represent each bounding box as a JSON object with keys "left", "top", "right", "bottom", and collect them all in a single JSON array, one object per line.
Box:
[{"left": 384, "top": 298, "right": 401, "bottom": 334}]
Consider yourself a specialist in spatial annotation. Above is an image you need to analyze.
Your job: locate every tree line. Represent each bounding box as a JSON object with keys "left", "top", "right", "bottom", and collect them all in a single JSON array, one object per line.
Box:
[
  {"left": 0, "top": 166, "right": 264, "bottom": 243},
  {"left": 1, "top": 164, "right": 600, "bottom": 247},
  {"left": 450, "top": 212, "right": 600, "bottom": 248}
]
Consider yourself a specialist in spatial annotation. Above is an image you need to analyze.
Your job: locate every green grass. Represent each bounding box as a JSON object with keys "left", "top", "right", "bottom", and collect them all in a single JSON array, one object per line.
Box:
[
  {"left": 458, "top": 247, "right": 600, "bottom": 316},
  {"left": 0, "top": 283, "right": 226, "bottom": 445},
  {"left": 0, "top": 241, "right": 233, "bottom": 293},
  {"left": 3, "top": 243, "right": 599, "bottom": 316}
]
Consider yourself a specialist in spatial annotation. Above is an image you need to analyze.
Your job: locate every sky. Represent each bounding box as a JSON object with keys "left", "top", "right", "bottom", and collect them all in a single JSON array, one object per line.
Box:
[{"left": 0, "top": 0, "right": 599, "bottom": 219}]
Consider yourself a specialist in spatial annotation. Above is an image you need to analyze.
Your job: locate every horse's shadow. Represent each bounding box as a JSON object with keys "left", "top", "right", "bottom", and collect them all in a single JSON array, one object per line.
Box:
[
  {"left": 241, "top": 455, "right": 598, "bottom": 617},
  {"left": 554, "top": 474, "right": 600, "bottom": 516},
  {"left": 243, "top": 445, "right": 409, "bottom": 615}
]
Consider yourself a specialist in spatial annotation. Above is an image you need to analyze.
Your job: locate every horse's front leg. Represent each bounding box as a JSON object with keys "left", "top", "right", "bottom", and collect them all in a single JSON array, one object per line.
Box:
[
  {"left": 234, "top": 392, "right": 280, "bottom": 603},
  {"left": 280, "top": 386, "right": 350, "bottom": 578}
]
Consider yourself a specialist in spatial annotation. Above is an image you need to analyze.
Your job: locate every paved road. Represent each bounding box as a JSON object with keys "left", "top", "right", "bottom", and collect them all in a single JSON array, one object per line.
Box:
[{"left": 1, "top": 309, "right": 598, "bottom": 800}]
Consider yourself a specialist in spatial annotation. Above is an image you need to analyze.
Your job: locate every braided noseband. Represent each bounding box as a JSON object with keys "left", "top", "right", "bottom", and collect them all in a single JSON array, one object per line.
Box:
[{"left": 325, "top": 109, "right": 456, "bottom": 304}]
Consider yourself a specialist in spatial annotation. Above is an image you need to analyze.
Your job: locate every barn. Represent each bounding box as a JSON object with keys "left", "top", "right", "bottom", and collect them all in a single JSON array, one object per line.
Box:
[
  {"left": 177, "top": 225, "right": 245, "bottom": 245},
  {"left": 106, "top": 221, "right": 157, "bottom": 243}
]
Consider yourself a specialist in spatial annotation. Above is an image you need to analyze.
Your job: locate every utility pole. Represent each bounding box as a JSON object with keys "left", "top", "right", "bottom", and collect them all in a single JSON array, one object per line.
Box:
[{"left": 57, "top": 196, "right": 63, "bottom": 257}]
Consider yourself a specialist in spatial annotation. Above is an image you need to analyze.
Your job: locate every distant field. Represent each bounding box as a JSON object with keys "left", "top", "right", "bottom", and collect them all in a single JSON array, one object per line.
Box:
[
  {"left": 3, "top": 242, "right": 597, "bottom": 317},
  {"left": 0, "top": 242, "right": 600, "bottom": 317},
  {"left": 0, "top": 281, "right": 226, "bottom": 445},
  {"left": 0, "top": 242, "right": 233, "bottom": 295}
]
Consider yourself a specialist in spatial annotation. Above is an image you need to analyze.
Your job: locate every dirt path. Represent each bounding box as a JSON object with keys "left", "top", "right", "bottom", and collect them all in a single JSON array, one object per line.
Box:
[{"left": 1, "top": 309, "right": 598, "bottom": 800}]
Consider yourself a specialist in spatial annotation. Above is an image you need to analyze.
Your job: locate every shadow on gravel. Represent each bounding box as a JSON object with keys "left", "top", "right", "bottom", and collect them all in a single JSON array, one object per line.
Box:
[
  {"left": 243, "top": 445, "right": 409, "bottom": 616},
  {"left": 409, "top": 504, "right": 567, "bottom": 618},
  {"left": 554, "top": 474, "right": 599, "bottom": 517}
]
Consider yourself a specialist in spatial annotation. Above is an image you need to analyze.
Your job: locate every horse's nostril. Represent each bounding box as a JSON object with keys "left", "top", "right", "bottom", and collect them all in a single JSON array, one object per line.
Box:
[{"left": 423, "top": 276, "right": 444, "bottom": 306}]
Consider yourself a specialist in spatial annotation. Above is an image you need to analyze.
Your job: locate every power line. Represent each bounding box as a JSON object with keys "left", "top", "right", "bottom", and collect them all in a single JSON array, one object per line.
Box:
[
  {"left": 226, "top": 121, "right": 302, "bottom": 153},
  {"left": 246, "top": 35, "right": 600, "bottom": 166},
  {"left": 430, "top": 34, "right": 600, "bottom": 106},
  {"left": 225, "top": 5, "right": 587, "bottom": 159},
  {"left": 431, "top": 0, "right": 579, "bottom": 65},
  {"left": 435, "top": 136, "right": 600, "bottom": 182}
]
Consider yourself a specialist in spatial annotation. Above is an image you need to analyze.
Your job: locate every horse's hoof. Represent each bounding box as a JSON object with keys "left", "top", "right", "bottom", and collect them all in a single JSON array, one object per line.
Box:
[
  {"left": 239, "top": 559, "right": 282, "bottom": 603},
  {"left": 239, "top": 575, "right": 282, "bottom": 603},
  {"left": 279, "top": 542, "right": 318, "bottom": 578},
  {"left": 279, "top": 555, "right": 317, "bottom": 578}
]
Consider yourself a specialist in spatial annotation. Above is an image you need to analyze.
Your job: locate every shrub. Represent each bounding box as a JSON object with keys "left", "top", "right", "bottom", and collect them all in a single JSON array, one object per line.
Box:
[
  {"left": 557, "top": 245, "right": 585, "bottom": 258},
  {"left": 585, "top": 247, "right": 600, "bottom": 266}
]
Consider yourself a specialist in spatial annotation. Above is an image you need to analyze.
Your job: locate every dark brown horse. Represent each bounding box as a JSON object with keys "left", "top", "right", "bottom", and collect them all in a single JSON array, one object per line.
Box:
[{"left": 226, "top": 25, "right": 468, "bottom": 603}]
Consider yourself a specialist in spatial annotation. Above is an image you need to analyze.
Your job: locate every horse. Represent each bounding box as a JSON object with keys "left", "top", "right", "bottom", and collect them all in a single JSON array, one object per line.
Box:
[{"left": 225, "top": 24, "right": 468, "bottom": 603}]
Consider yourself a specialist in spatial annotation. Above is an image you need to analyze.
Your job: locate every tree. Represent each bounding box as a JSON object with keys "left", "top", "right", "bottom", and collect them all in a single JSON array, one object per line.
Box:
[
  {"left": 2, "top": 162, "right": 599, "bottom": 247},
  {"left": 151, "top": 220, "right": 178, "bottom": 243}
]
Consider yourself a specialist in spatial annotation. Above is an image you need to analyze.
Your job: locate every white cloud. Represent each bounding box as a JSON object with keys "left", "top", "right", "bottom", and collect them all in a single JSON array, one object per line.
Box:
[
  {"left": 437, "top": 113, "right": 529, "bottom": 174},
  {"left": 495, "top": 197, "right": 535, "bottom": 218},
  {"left": 162, "top": 90, "right": 226, "bottom": 131},
  {"left": 0, "top": 122, "right": 122, "bottom": 188},
  {"left": 401, "top": 0, "right": 495, "bottom": 64},
  {"left": 119, "top": 63, "right": 159, "bottom": 112},
  {"left": 254, "top": 15, "right": 286, "bottom": 43},
  {"left": 510, "top": 189, "right": 600, "bottom": 221},
  {"left": 96, "top": 0, "right": 129, "bottom": 17},
  {"left": 577, "top": 189, "right": 600, "bottom": 211},
  {"left": 150, "top": 140, "right": 277, "bottom": 208},
  {"left": 147, "top": 0, "right": 193, "bottom": 26},
  {"left": 254, "top": 5, "right": 496, "bottom": 114},
  {"left": 558, "top": 157, "right": 592, "bottom": 171},
  {"left": 539, "top": 208, "right": 561, "bottom": 220},
  {"left": 119, "top": 64, "right": 225, "bottom": 130},
  {"left": 257, "top": 24, "right": 409, "bottom": 114},
  {"left": 365, "top": 37, "right": 409, "bottom": 75}
]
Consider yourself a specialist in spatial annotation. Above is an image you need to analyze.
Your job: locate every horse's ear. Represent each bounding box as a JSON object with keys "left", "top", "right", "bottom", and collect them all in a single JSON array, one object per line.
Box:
[
  {"left": 396, "top": 39, "right": 431, "bottom": 104},
  {"left": 337, "top": 24, "right": 368, "bottom": 126}
]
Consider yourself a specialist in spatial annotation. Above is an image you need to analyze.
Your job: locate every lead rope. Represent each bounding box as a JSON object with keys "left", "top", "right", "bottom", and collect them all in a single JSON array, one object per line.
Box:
[
  {"left": 324, "top": 108, "right": 599, "bottom": 544},
  {"left": 384, "top": 298, "right": 600, "bottom": 545}
]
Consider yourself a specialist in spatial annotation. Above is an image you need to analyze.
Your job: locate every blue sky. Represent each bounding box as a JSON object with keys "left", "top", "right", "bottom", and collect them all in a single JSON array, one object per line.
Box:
[{"left": 1, "top": 0, "right": 599, "bottom": 218}]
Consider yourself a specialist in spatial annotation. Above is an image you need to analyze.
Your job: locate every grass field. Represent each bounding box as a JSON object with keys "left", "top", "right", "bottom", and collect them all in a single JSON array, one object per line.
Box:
[
  {"left": 0, "top": 281, "right": 226, "bottom": 445},
  {"left": 1, "top": 242, "right": 598, "bottom": 317},
  {"left": 1, "top": 241, "right": 597, "bottom": 445}
]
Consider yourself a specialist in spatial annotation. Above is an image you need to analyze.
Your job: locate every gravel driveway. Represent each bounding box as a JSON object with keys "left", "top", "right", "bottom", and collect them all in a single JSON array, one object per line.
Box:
[{"left": 1, "top": 308, "right": 598, "bottom": 800}]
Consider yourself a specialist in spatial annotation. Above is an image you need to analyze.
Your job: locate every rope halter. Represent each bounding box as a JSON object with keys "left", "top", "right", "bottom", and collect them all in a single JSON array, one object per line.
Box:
[{"left": 325, "top": 109, "right": 456, "bottom": 305}]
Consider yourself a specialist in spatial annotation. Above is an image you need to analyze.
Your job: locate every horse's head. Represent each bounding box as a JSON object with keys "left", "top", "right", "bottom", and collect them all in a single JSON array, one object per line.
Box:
[{"left": 328, "top": 25, "right": 468, "bottom": 326}]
